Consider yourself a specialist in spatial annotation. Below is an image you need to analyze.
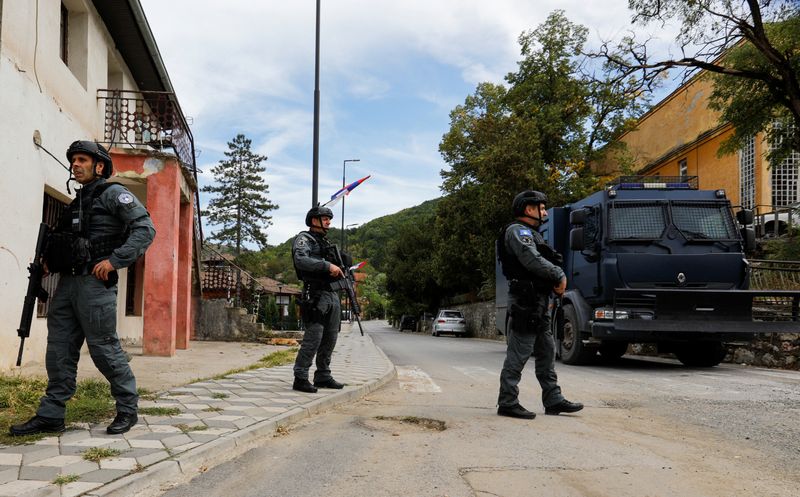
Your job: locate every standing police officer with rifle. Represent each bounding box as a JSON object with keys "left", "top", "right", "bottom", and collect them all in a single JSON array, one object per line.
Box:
[
  {"left": 291, "top": 205, "right": 351, "bottom": 393},
  {"left": 10, "top": 141, "right": 155, "bottom": 436},
  {"left": 496, "top": 190, "right": 583, "bottom": 419}
]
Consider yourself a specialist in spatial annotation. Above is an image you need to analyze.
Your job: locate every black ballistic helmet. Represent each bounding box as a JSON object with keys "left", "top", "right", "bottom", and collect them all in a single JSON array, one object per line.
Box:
[
  {"left": 305, "top": 205, "right": 334, "bottom": 227},
  {"left": 512, "top": 190, "right": 548, "bottom": 217},
  {"left": 66, "top": 141, "right": 113, "bottom": 178}
]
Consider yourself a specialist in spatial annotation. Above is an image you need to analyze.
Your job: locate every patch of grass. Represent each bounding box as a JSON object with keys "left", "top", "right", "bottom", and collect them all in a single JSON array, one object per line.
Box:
[
  {"left": 0, "top": 375, "right": 115, "bottom": 445},
  {"left": 202, "top": 407, "right": 224, "bottom": 413},
  {"left": 53, "top": 474, "right": 81, "bottom": 485},
  {"left": 82, "top": 447, "right": 122, "bottom": 462},
  {"left": 138, "top": 388, "right": 158, "bottom": 401},
  {"left": 258, "top": 348, "right": 298, "bottom": 368},
  {"left": 274, "top": 425, "right": 291, "bottom": 437},
  {"left": 139, "top": 406, "right": 181, "bottom": 416},
  {"left": 209, "top": 348, "right": 299, "bottom": 380},
  {"left": 65, "top": 378, "right": 115, "bottom": 424},
  {"left": 175, "top": 423, "right": 208, "bottom": 433},
  {"left": 132, "top": 463, "right": 145, "bottom": 473},
  {"left": 210, "top": 393, "right": 228, "bottom": 399},
  {"left": 0, "top": 375, "right": 49, "bottom": 445}
]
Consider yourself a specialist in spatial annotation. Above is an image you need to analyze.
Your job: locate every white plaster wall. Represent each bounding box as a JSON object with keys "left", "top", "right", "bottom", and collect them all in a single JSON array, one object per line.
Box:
[{"left": 0, "top": 0, "right": 145, "bottom": 371}]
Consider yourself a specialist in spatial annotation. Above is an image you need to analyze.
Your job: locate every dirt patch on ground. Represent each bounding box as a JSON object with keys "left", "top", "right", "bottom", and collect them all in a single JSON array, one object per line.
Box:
[{"left": 358, "top": 415, "right": 447, "bottom": 433}]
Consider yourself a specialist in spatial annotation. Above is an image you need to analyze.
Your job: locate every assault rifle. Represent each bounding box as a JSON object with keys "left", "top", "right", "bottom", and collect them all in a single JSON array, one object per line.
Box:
[
  {"left": 17, "top": 223, "right": 50, "bottom": 366},
  {"left": 329, "top": 244, "right": 364, "bottom": 336}
]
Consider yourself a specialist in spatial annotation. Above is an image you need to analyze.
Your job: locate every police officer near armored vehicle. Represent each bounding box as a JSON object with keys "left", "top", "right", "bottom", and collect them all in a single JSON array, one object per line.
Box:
[
  {"left": 496, "top": 190, "right": 583, "bottom": 419},
  {"left": 10, "top": 141, "right": 155, "bottom": 437},
  {"left": 291, "top": 205, "right": 348, "bottom": 393}
]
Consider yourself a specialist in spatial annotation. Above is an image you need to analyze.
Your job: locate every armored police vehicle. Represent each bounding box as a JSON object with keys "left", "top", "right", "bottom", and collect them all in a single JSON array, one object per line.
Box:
[{"left": 496, "top": 176, "right": 800, "bottom": 367}]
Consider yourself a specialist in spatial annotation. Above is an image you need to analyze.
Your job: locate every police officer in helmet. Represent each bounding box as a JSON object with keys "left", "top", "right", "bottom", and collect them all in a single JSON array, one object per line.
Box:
[
  {"left": 496, "top": 190, "right": 583, "bottom": 419},
  {"left": 10, "top": 141, "right": 155, "bottom": 436},
  {"left": 291, "top": 205, "right": 347, "bottom": 393}
]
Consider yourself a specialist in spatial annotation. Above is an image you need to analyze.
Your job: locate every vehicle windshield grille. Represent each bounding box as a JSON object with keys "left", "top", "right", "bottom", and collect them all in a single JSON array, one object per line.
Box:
[
  {"left": 609, "top": 201, "right": 666, "bottom": 240},
  {"left": 671, "top": 202, "right": 738, "bottom": 240}
]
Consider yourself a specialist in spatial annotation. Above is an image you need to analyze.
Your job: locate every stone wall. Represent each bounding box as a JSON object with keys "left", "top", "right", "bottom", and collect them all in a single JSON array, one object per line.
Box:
[
  {"left": 195, "top": 299, "right": 265, "bottom": 342},
  {"left": 451, "top": 301, "right": 502, "bottom": 340},
  {"left": 727, "top": 334, "right": 800, "bottom": 369}
]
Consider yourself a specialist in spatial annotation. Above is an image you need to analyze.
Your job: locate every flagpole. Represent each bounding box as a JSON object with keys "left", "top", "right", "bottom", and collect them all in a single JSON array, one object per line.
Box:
[{"left": 341, "top": 159, "right": 360, "bottom": 248}]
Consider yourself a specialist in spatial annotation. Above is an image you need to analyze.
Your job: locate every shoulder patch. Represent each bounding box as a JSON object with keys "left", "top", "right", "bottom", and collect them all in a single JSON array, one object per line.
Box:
[
  {"left": 117, "top": 192, "right": 134, "bottom": 205},
  {"left": 518, "top": 228, "right": 532, "bottom": 237},
  {"left": 297, "top": 238, "right": 307, "bottom": 248}
]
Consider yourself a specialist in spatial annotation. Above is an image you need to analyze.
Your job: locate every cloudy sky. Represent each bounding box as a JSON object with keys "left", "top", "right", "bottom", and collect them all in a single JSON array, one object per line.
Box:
[{"left": 138, "top": 0, "right": 679, "bottom": 245}]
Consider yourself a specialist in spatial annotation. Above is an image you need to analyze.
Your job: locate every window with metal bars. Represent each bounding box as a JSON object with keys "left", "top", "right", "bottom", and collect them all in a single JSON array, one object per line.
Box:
[
  {"left": 771, "top": 122, "right": 800, "bottom": 207},
  {"left": 39, "top": 192, "right": 69, "bottom": 317},
  {"left": 739, "top": 135, "right": 755, "bottom": 209},
  {"left": 671, "top": 201, "right": 738, "bottom": 240},
  {"left": 608, "top": 201, "right": 667, "bottom": 240}
]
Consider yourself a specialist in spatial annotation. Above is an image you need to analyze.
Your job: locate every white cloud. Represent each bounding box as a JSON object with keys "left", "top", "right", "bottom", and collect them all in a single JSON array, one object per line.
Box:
[{"left": 141, "top": 0, "right": 686, "bottom": 248}]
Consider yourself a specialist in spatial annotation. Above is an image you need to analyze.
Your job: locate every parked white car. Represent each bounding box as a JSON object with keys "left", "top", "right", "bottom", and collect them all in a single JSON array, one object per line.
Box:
[{"left": 432, "top": 310, "right": 467, "bottom": 337}]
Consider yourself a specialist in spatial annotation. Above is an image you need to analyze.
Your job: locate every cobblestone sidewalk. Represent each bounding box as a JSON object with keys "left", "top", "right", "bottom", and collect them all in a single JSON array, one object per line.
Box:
[{"left": 0, "top": 330, "right": 395, "bottom": 497}]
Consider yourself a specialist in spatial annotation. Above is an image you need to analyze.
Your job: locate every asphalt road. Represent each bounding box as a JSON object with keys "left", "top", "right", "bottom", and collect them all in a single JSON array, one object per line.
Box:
[{"left": 159, "top": 321, "right": 800, "bottom": 497}]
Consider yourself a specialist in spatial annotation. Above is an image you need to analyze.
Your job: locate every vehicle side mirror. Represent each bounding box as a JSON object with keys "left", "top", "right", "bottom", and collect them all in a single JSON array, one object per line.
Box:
[
  {"left": 570, "top": 209, "right": 587, "bottom": 226},
  {"left": 570, "top": 228, "right": 585, "bottom": 251},
  {"left": 741, "top": 227, "right": 756, "bottom": 253},
  {"left": 736, "top": 209, "right": 754, "bottom": 226}
]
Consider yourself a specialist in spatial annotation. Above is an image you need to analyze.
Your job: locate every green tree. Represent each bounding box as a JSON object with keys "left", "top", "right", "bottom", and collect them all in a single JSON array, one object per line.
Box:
[
  {"left": 202, "top": 134, "right": 278, "bottom": 254},
  {"left": 385, "top": 219, "right": 442, "bottom": 319},
  {"left": 597, "top": 1, "right": 800, "bottom": 162},
  {"left": 436, "top": 11, "right": 647, "bottom": 296}
]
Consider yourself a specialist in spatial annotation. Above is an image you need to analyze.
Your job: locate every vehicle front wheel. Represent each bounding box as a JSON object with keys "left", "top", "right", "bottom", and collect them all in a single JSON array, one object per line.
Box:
[
  {"left": 675, "top": 342, "right": 727, "bottom": 367},
  {"left": 558, "top": 304, "right": 596, "bottom": 365}
]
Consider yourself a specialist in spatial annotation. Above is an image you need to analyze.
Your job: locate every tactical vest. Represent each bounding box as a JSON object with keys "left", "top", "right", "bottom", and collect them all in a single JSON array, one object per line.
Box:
[
  {"left": 45, "top": 182, "right": 128, "bottom": 274},
  {"left": 292, "top": 231, "right": 338, "bottom": 286},
  {"left": 496, "top": 221, "right": 563, "bottom": 289}
]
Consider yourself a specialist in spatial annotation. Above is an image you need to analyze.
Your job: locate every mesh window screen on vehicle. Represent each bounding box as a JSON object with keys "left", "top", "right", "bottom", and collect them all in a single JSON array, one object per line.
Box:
[
  {"left": 609, "top": 202, "right": 667, "bottom": 240},
  {"left": 671, "top": 202, "right": 738, "bottom": 240}
]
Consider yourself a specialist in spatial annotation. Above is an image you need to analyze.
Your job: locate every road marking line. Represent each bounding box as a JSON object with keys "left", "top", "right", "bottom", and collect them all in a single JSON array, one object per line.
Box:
[
  {"left": 453, "top": 366, "right": 496, "bottom": 381},
  {"left": 396, "top": 366, "right": 442, "bottom": 393}
]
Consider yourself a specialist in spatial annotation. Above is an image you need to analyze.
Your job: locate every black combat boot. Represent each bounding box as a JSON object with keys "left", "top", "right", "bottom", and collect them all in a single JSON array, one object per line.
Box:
[
  {"left": 293, "top": 378, "right": 318, "bottom": 393},
  {"left": 9, "top": 415, "right": 66, "bottom": 436},
  {"left": 497, "top": 404, "right": 536, "bottom": 419},
  {"left": 107, "top": 412, "right": 138, "bottom": 434},
  {"left": 313, "top": 378, "right": 345, "bottom": 389},
  {"left": 544, "top": 400, "right": 584, "bottom": 415}
]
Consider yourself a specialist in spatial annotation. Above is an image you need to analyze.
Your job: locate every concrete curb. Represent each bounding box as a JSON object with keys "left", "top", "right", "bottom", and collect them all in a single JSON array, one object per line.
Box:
[{"left": 85, "top": 335, "right": 397, "bottom": 497}]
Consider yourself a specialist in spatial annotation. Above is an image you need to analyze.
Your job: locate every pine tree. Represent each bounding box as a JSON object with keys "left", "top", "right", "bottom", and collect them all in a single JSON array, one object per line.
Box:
[{"left": 202, "top": 134, "right": 278, "bottom": 254}]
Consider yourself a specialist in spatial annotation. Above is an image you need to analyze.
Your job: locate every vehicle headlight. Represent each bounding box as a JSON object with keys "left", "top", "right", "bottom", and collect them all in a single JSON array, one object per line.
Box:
[{"left": 593, "top": 308, "right": 629, "bottom": 320}]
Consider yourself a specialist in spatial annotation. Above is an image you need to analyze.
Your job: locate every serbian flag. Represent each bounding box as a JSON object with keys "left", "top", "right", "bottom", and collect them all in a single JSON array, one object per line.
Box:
[
  {"left": 323, "top": 175, "right": 371, "bottom": 207},
  {"left": 349, "top": 261, "right": 367, "bottom": 271}
]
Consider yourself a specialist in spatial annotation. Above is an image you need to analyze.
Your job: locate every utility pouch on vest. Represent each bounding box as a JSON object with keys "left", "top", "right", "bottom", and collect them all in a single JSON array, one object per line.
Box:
[
  {"left": 44, "top": 232, "right": 73, "bottom": 273},
  {"left": 509, "top": 303, "right": 538, "bottom": 334},
  {"left": 298, "top": 289, "right": 321, "bottom": 322}
]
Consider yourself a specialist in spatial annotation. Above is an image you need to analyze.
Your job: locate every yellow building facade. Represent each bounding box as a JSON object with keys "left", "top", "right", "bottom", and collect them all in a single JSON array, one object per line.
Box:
[{"left": 599, "top": 73, "right": 797, "bottom": 217}]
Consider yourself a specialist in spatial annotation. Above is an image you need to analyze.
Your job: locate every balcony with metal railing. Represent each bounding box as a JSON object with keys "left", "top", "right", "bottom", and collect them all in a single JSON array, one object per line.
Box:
[{"left": 97, "top": 89, "right": 197, "bottom": 173}]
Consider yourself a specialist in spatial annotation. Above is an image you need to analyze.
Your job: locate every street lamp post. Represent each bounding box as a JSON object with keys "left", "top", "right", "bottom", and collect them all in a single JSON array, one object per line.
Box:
[
  {"left": 341, "top": 159, "right": 360, "bottom": 248},
  {"left": 311, "top": 0, "right": 321, "bottom": 207},
  {"left": 345, "top": 223, "right": 359, "bottom": 253},
  {"left": 277, "top": 284, "right": 283, "bottom": 330}
]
